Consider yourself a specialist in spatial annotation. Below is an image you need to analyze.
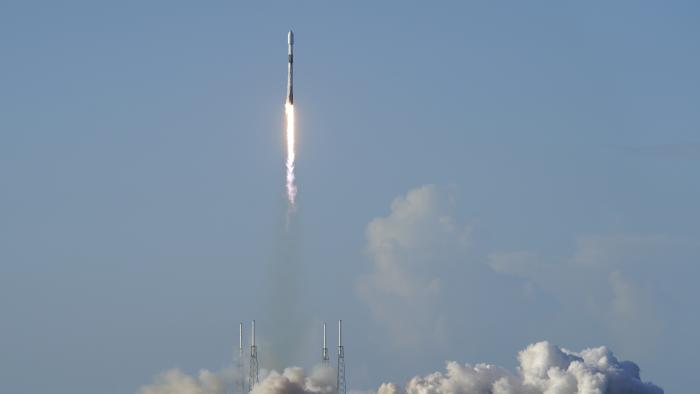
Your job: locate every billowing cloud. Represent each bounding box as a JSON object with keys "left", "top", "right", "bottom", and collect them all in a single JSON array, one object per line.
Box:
[
  {"left": 139, "top": 365, "right": 335, "bottom": 394},
  {"left": 356, "top": 185, "right": 471, "bottom": 346},
  {"left": 356, "top": 186, "right": 670, "bottom": 352},
  {"left": 381, "top": 341, "right": 662, "bottom": 394},
  {"left": 356, "top": 185, "right": 688, "bottom": 364},
  {"left": 139, "top": 342, "right": 662, "bottom": 394},
  {"left": 251, "top": 365, "right": 336, "bottom": 394}
]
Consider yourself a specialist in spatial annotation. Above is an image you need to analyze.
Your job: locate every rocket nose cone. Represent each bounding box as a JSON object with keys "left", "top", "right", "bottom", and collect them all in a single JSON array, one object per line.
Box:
[{"left": 288, "top": 30, "right": 294, "bottom": 45}]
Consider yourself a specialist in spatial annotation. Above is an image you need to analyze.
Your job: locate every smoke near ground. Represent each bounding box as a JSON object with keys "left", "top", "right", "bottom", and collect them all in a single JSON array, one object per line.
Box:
[
  {"left": 138, "top": 341, "right": 662, "bottom": 394},
  {"left": 377, "top": 341, "right": 663, "bottom": 394},
  {"left": 251, "top": 365, "right": 336, "bottom": 394},
  {"left": 138, "top": 364, "right": 334, "bottom": 394}
]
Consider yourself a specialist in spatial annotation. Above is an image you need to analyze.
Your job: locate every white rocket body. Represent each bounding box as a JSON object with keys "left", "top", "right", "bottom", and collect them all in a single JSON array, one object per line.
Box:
[{"left": 287, "top": 30, "right": 294, "bottom": 104}]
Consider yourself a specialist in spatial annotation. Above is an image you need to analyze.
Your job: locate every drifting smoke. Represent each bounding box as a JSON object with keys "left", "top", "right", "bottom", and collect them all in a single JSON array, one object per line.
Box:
[
  {"left": 285, "top": 102, "right": 297, "bottom": 209},
  {"left": 138, "top": 365, "right": 334, "bottom": 394},
  {"left": 251, "top": 365, "right": 336, "bottom": 394},
  {"left": 377, "top": 341, "right": 663, "bottom": 394},
  {"left": 138, "top": 342, "right": 662, "bottom": 394}
]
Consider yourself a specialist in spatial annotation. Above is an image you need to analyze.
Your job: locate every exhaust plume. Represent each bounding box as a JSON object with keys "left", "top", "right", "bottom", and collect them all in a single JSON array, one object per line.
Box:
[
  {"left": 139, "top": 341, "right": 662, "bottom": 394},
  {"left": 379, "top": 341, "right": 663, "bottom": 394},
  {"left": 285, "top": 102, "right": 296, "bottom": 209}
]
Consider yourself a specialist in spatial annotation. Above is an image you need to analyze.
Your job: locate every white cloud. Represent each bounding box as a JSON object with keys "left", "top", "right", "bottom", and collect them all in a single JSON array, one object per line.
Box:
[
  {"left": 358, "top": 186, "right": 671, "bottom": 353},
  {"left": 384, "top": 341, "right": 663, "bottom": 394},
  {"left": 251, "top": 365, "right": 336, "bottom": 394},
  {"left": 357, "top": 184, "right": 691, "bottom": 362},
  {"left": 139, "top": 364, "right": 336, "bottom": 394},
  {"left": 356, "top": 185, "right": 471, "bottom": 347}
]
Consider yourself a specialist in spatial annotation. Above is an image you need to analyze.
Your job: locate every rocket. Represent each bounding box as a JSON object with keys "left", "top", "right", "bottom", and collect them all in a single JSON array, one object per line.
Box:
[{"left": 287, "top": 30, "right": 294, "bottom": 105}]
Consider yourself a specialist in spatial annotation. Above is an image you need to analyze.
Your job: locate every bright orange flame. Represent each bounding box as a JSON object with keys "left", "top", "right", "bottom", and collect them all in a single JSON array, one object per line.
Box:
[{"left": 285, "top": 102, "right": 297, "bottom": 207}]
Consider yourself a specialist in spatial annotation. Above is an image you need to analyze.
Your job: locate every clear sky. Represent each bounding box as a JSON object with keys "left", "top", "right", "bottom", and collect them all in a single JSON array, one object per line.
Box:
[{"left": 1, "top": 1, "right": 699, "bottom": 393}]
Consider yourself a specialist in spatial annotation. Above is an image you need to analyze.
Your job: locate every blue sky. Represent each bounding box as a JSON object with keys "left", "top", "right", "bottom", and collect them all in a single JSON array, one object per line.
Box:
[{"left": 1, "top": 2, "right": 699, "bottom": 393}]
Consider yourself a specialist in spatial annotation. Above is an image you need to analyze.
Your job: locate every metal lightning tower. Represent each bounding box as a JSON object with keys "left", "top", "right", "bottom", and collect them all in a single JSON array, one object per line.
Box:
[
  {"left": 322, "top": 322, "right": 330, "bottom": 365},
  {"left": 237, "top": 323, "right": 245, "bottom": 394},
  {"left": 336, "top": 320, "right": 346, "bottom": 394},
  {"left": 248, "top": 320, "right": 259, "bottom": 392}
]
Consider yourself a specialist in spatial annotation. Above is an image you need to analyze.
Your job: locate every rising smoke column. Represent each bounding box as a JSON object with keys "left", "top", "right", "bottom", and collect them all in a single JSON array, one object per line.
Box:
[{"left": 285, "top": 102, "right": 297, "bottom": 208}]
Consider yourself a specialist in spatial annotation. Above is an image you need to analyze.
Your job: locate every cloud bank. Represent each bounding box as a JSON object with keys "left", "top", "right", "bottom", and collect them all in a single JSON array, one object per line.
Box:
[
  {"left": 138, "top": 342, "right": 662, "bottom": 394},
  {"left": 355, "top": 185, "right": 686, "bottom": 362}
]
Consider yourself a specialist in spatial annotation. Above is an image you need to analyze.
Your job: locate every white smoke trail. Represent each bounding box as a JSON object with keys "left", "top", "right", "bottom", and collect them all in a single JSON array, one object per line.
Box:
[
  {"left": 273, "top": 101, "right": 304, "bottom": 365},
  {"left": 285, "top": 102, "right": 297, "bottom": 208}
]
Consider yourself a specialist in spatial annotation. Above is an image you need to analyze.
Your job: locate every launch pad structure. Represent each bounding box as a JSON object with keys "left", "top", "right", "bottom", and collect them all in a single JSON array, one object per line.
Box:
[
  {"left": 236, "top": 320, "right": 346, "bottom": 394},
  {"left": 248, "top": 320, "right": 259, "bottom": 392},
  {"left": 337, "top": 320, "right": 346, "bottom": 394}
]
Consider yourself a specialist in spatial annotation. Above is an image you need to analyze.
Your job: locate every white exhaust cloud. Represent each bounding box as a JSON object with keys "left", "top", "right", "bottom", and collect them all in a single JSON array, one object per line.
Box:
[
  {"left": 382, "top": 341, "right": 663, "bottom": 393},
  {"left": 251, "top": 365, "right": 336, "bottom": 394},
  {"left": 139, "top": 365, "right": 336, "bottom": 394},
  {"left": 138, "top": 342, "right": 662, "bottom": 394}
]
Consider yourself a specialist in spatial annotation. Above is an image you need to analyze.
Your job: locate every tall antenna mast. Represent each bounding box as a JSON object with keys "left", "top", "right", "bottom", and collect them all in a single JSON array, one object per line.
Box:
[
  {"left": 237, "top": 322, "right": 245, "bottom": 394},
  {"left": 248, "top": 320, "right": 259, "bottom": 392},
  {"left": 336, "top": 320, "right": 346, "bottom": 394},
  {"left": 322, "top": 322, "right": 330, "bottom": 365}
]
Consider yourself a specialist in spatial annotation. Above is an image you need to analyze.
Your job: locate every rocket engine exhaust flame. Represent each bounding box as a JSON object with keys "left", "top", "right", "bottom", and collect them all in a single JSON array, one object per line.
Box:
[{"left": 285, "top": 102, "right": 296, "bottom": 208}]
